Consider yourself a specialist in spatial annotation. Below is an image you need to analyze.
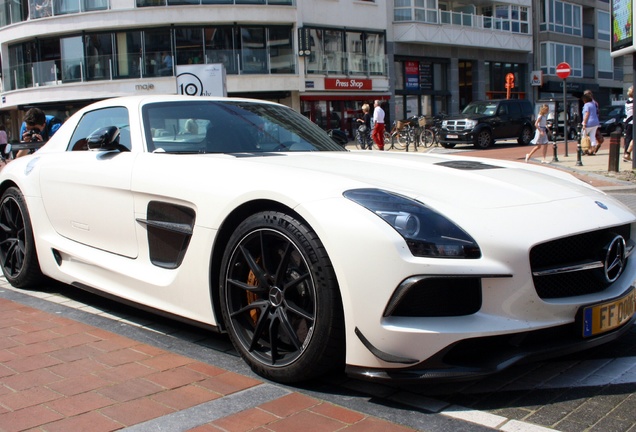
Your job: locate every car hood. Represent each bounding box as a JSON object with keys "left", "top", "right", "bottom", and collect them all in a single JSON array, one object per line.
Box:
[{"left": 244, "top": 151, "right": 606, "bottom": 211}]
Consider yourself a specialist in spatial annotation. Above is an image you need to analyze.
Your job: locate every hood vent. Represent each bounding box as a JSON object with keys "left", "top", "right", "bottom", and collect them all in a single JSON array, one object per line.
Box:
[{"left": 435, "top": 160, "right": 503, "bottom": 171}]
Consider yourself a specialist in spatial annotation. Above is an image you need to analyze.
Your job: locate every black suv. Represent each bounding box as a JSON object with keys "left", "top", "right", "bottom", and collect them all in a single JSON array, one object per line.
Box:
[{"left": 440, "top": 99, "right": 535, "bottom": 149}]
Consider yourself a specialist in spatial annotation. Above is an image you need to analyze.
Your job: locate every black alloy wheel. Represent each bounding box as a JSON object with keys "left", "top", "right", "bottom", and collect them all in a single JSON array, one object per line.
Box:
[
  {"left": 475, "top": 129, "right": 493, "bottom": 149},
  {"left": 0, "top": 187, "right": 45, "bottom": 288},
  {"left": 220, "top": 211, "right": 344, "bottom": 383},
  {"left": 518, "top": 126, "right": 534, "bottom": 145}
]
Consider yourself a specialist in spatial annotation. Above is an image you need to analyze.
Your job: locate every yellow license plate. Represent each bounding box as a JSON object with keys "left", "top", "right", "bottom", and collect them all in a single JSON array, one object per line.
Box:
[{"left": 582, "top": 289, "right": 636, "bottom": 337}]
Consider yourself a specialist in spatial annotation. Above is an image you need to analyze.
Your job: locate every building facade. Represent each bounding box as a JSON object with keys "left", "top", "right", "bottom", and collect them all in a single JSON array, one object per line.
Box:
[
  {"left": 387, "top": 0, "right": 533, "bottom": 121},
  {"left": 0, "top": 0, "right": 390, "bottom": 140},
  {"left": 534, "top": 0, "right": 625, "bottom": 107},
  {"left": 0, "top": 0, "right": 629, "bottom": 142}
]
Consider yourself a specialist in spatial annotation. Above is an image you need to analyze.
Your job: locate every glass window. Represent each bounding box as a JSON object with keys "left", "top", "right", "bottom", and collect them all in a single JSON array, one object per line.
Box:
[
  {"left": 69, "top": 107, "right": 130, "bottom": 151},
  {"left": 597, "top": 49, "right": 612, "bottom": 73},
  {"left": 542, "top": 0, "right": 582, "bottom": 36},
  {"left": 61, "top": 36, "right": 83, "bottom": 82},
  {"left": 85, "top": 33, "right": 112, "bottom": 80},
  {"left": 205, "top": 26, "right": 236, "bottom": 73},
  {"left": 115, "top": 31, "right": 142, "bottom": 79},
  {"left": 175, "top": 28, "right": 204, "bottom": 65},
  {"left": 347, "top": 30, "right": 364, "bottom": 74},
  {"left": 324, "top": 29, "right": 344, "bottom": 74},
  {"left": 54, "top": 0, "right": 80, "bottom": 15},
  {"left": 598, "top": 10, "right": 610, "bottom": 41},
  {"left": 144, "top": 28, "right": 172, "bottom": 77},
  {"left": 83, "top": 0, "right": 108, "bottom": 10},
  {"left": 268, "top": 26, "right": 294, "bottom": 74},
  {"left": 366, "top": 32, "right": 385, "bottom": 75},
  {"left": 240, "top": 27, "right": 266, "bottom": 74},
  {"left": 540, "top": 42, "right": 583, "bottom": 77}
]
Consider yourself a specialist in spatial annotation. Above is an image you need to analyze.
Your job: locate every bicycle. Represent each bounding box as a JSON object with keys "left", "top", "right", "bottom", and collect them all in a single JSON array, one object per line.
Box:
[
  {"left": 383, "top": 121, "right": 405, "bottom": 151},
  {"left": 420, "top": 114, "right": 446, "bottom": 148}
]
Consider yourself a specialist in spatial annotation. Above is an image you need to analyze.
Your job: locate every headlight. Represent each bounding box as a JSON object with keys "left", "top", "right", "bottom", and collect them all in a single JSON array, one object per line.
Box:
[
  {"left": 605, "top": 118, "right": 616, "bottom": 125},
  {"left": 442, "top": 120, "right": 448, "bottom": 127},
  {"left": 344, "top": 189, "right": 481, "bottom": 259},
  {"left": 465, "top": 119, "right": 478, "bottom": 128}
]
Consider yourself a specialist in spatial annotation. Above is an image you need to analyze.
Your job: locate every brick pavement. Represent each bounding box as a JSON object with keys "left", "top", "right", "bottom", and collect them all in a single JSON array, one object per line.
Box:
[{"left": 0, "top": 294, "right": 417, "bottom": 432}]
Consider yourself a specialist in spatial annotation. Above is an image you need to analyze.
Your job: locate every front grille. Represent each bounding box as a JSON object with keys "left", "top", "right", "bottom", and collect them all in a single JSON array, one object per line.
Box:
[
  {"left": 444, "top": 120, "right": 471, "bottom": 132},
  {"left": 530, "top": 225, "right": 632, "bottom": 299}
]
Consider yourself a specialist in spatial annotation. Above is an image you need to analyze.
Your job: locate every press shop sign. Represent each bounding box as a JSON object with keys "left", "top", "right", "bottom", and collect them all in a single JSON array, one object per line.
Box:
[{"left": 324, "top": 78, "right": 372, "bottom": 90}]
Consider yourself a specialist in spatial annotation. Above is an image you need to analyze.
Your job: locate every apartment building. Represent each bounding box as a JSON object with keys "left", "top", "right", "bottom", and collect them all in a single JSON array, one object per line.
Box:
[
  {"left": 0, "top": 0, "right": 627, "bottom": 140},
  {"left": 0, "top": 0, "right": 390, "bottom": 138},
  {"left": 534, "top": 0, "right": 624, "bottom": 107}
]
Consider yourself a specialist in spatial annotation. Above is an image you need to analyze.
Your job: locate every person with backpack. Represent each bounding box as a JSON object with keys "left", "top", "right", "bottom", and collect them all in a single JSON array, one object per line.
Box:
[{"left": 16, "top": 108, "right": 62, "bottom": 158}]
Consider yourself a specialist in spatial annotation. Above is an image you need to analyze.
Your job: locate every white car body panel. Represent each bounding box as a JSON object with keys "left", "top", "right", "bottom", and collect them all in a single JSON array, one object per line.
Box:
[{"left": 2, "top": 95, "right": 635, "bottom": 382}]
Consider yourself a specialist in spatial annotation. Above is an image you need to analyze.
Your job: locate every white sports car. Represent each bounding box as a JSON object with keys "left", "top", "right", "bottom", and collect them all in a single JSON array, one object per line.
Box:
[{"left": 1, "top": 95, "right": 635, "bottom": 384}]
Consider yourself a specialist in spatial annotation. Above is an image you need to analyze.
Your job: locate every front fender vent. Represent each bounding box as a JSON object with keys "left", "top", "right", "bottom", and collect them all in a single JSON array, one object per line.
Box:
[{"left": 137, "top": 201, "right": 196, "bottom": 269}]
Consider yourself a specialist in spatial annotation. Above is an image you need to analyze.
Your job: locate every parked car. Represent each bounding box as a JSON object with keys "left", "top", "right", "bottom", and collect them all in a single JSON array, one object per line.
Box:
[
  {"left": 2, "top": 95, "right": 635, "bottom": 384},
  {"left": 440, "top": 99, "right": 534, "bottom": 149},
  {"left": 599, "top": 105, "right": 626, "bottom": 136}
]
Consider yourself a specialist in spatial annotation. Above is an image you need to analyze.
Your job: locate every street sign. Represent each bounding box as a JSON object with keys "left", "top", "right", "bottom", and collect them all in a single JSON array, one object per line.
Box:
[{"left": 556, "top": 62, "right": 571, "bottom": 79}]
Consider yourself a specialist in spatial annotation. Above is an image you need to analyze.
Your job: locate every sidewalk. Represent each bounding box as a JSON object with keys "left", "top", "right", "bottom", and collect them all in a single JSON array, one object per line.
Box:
[
  {"left": 355, "top": 137, "right": 636, "bottom": 191},
  {"left": 0, "top": 283, "right": 416, "bottom": 432},
  {"left": 456, "top": 139, "right": 636, "bottom": 191}
]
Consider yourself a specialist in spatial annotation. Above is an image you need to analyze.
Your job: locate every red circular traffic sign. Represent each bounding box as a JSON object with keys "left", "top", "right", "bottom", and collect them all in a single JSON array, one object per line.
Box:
[{"left": 556, "top": 62, "right": 571, "bottom": 79}]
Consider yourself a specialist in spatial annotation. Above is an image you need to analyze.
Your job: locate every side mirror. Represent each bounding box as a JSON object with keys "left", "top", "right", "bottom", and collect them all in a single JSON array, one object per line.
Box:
[{"left": 86, "top": 126, "right": 128, "bottom": 152}]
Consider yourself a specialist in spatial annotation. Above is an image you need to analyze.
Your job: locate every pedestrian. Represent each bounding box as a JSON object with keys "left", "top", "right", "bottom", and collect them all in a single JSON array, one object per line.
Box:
[
  {"left": 371, "top": 100, "right": 385, "bottom": 151},
  {"left": 17, "top": 107, "right": 63, "bottom": 159},
  {"left": 525, "top": 104, "right": 551, "bottom": 163},
  {"left": 355, "top": 103, "right": 372, "bottom": 149},
  {"left": 581, "top": 90, "right": 600, "bottom": 155},
  {"left": 0, "top": 124, "right": 8, "bottom": 166},
  {"left": 624, "top": 86, "right": 633, "bottom": 162}
]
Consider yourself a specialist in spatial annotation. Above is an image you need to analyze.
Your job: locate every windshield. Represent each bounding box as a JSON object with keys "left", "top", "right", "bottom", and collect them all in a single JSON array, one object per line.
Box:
[
  {"left": 599, "top": 106, "right": 623, "bottom": 118},
  {"left": 142, "top": 101, "right": 345, "bottom": 154},
  {"left": 461, "top": 101, "right": 498, "bottom": 116}
]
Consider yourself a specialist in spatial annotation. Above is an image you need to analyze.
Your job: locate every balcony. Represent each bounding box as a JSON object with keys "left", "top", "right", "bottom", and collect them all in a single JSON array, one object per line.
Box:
[
  {"left": 305, "top": 51, "right": 387, "bottom": 76},
  {"left": 1, "top": 51, "right": 298, "bottom": 92},
  {"left": 393, "top": 9, "right": 532, "bottom": 52}
]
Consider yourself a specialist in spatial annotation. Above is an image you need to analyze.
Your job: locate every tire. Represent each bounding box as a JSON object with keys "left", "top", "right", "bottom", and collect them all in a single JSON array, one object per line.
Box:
[
  {"left": 420, "top": 129, "right": 435, "bottom": 147},
  {"left": 474, "top": 129, "right": 493, "bottom": 149},
  {"left": 518, "top": 126, "right": 533, "bottom": 145},
  {"left": 0, "top": 187, "right": 45, "bottom": 288},
  {"left": 390, "top": 134, "right": 405, "bottom": 150},
  {"left": 568, "top": 128, "right": 577, "bottom": 141},
  {"left": 219, "top": 211, "right": 345, "bottom": 383},
  {"left": 396, "top": 131, "right": 408, "bottom": 147},
  {"left": 614, "top": 125, "right": 624, "bottom": 136}
]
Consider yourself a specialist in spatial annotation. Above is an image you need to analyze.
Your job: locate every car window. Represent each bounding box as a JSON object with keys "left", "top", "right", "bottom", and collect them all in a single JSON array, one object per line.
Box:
[
  {"left": 497, "top": 104, "right": 508, "bottom": 115},
  {"left": 508, "top": 103, "right": 521, "bottom": 115},
  {"left": 462, "top": 102, "right": 498, "bottom": 116},
  {"left": 142, "top": 101, "right": 344, "bottom": 154},
  {"left": 68, "top": 107, "right": 131, "bottom": 151}
]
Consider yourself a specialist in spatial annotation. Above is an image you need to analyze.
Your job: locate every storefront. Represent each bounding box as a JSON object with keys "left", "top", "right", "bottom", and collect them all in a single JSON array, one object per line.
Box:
[
  {"left": 301, "top": 77, "right": 390, "bottom": 138},
  {"left": 393, "top": 58, "right": 451, "bottom": 121}
]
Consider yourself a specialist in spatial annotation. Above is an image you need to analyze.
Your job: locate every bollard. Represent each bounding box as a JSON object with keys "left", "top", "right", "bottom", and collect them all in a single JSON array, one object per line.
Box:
[
  {"left": 551, "top": 131, "right": 559, "bottom": 162},
  {"left": 576, "top": 123, "right": 583, "bottom": 166},
  {"left": 609, "top": 131, "right": 621, "bottom": 172}
]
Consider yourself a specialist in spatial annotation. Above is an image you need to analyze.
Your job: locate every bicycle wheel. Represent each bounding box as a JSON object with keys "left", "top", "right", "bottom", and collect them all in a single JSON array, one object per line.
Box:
[
  {"left": 396, "top": 130, "right": 408, "bottom": 147},
  {"left": 390, "top": 133, "right": 405, "bottom": 150},
  {"left": 382, "top": 130, "right": 391, "bottom": 150},
  {"left": 420, "top": 129, "right": 435, "bottom": 148}
]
